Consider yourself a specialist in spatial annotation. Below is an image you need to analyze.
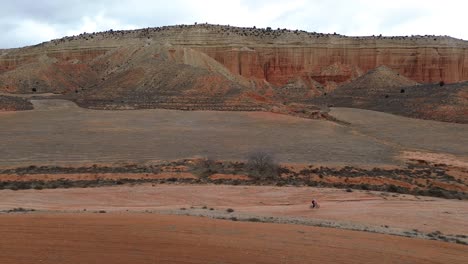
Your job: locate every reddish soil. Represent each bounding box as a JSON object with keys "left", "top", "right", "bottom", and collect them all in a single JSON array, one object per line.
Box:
[
  {"left": 1, "top": 185, "right": 466, "bottom": 235},
  {"left": 400, "top": 151, "right": 468, "bottom": 168},
  {"left": 0, "top": 214, "right": 466, "bottom": 264}
]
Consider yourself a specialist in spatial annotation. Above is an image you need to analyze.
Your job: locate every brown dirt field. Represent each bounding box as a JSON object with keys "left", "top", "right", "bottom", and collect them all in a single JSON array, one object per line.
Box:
[
  {"left": 0, "top": 213, "right": 466, "bottom": 264},
  {"left": 1, "top": 185, "right": 466, "bottom": 236},
  {"left": 0, "top": 99, "right": 466, "bottom": 169},
  {"left": 329, "top": 107, "right": 468, "bottom": 157}
]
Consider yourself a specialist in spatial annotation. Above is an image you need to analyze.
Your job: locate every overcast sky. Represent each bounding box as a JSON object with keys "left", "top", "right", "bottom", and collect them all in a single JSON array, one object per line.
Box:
[{"left": 1, "top": 0, "right": 467, "bottom": 48}]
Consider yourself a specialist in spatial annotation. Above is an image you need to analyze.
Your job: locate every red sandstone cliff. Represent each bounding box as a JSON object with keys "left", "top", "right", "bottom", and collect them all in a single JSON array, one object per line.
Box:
[{"left": 0, "top": 24, "right": 467, "bottom": 95}]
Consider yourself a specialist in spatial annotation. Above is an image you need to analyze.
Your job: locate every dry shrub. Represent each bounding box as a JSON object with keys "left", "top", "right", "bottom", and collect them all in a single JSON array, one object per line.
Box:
[{"left": 246, "top": 151, "right": 279, "bottom": 180}]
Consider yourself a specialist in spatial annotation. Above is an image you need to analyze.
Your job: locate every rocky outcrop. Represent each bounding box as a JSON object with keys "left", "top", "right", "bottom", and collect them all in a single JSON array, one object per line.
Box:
[
  {"left": 166, "top": 25, "right": 468, "bottom": 85},
  {"left": 1, "top": 24, "right": 467, "bottom": 95},
  {"left": 196, "top": 44, "right": 468, "bottom": 86},
  {"left": 0, "top": 24, "right": 467, "bottom": 122},
  {"left": 66, "top": 45, "right": 263, "bottom": 110}
]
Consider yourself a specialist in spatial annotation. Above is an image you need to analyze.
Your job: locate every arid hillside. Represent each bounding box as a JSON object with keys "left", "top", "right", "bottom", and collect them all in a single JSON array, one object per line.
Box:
[
  {"left": 0, "top": 24, "right": 467, "bottom": 121},
  {"left": 311, "top": 67, "right": 468, "bottom": 123},
  {"left": 70, "top": 45, "right": 263, "bottom": 110},
  {"left": 0, "top": 44, "right": 259, "bottom": 109},
  {"left": 2, "top": 24, "right": 468, "bottom": 91}
]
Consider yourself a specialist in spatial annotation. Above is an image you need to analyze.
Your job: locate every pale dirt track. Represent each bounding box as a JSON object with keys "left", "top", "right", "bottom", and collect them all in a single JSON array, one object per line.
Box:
[
  {"left": 0, "top": 214, "right": 467, "bottom": 264},
  {"left": 1, "top": 185, "right": 467, "bottom": 235}
]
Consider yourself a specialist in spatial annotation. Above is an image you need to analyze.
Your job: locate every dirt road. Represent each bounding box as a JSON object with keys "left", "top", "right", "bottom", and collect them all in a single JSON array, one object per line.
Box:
[{"left": 1, "top": 184, "right": 466, "bottom": 236}]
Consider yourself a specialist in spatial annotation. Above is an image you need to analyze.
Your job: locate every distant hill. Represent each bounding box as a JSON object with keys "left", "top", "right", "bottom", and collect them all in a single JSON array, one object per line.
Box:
[
  {"left": 309, "top": 67, "right": 468, "bottom": 123},
  {"left": 0, "top": 24, "right": 467, "bottom": 121},
  {"left": 70, "top": 45, "right": 262, "bottom": 110}
]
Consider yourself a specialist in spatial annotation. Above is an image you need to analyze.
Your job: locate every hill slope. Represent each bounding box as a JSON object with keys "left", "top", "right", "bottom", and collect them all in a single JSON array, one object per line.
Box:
[
  {"left": 72, "top": 44, "right": 261, "bottom": 110},
  {"left": 0, "top": 24, "right": 467, "bottom": 121},
  {"left": 1, "top": 24, "right": 467, "bottom": 93},
  {"left": 338, "top": 65, "right": 419, "bottom": 93},
  {"left": 311, "top": 66, "right": 468, "bottom": 123}
]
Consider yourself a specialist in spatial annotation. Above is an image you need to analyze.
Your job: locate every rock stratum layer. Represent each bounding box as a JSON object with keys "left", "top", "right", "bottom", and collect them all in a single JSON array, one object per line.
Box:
[
  {"left": 1, "top": 24, "right": 468, "bottom": 92},
  {"left": 0, "top": 24, "right": 467, "bottom": 122}
]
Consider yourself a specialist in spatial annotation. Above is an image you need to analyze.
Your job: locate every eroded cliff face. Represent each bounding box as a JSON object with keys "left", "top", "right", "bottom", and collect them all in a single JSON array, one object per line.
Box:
[
  {"left": 126, "top": 24, "right": 468, "bottom": 85},
  {"left": 0, "top": 24, "right": 467, "bottom": 95},
  {"left": 197, "top": 45, "right": 468, "bottom": 86}
]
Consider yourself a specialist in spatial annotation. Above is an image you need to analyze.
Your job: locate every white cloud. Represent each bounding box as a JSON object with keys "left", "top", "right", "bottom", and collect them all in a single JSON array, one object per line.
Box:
[
  {"left": 381, "top": 1, "right": 468, "bottom": 38},
  {"left": 2, "top": 19, "right": 61, "bottom": 48},
  {"left": 183, "top": 0, "right": 307, "bottom": 28},
  {"left": 1, "top": 0, "right": 467, "bottom": 48},
  {"left": 65, "top": 14, "right": 138, "bottom": 36},
  {"left": 18, "top": 20, "right": 60, "bottom": 41}
]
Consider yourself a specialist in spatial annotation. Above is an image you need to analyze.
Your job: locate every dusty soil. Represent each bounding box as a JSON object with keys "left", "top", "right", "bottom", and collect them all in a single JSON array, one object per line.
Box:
[
  {"left": 330, "top": 107, "right": 468, "bottom": 156},
  {"left": 1, "top": 214, "right": 466, "bottom": 264},
  {"left": 1, "top": 184, "right": 467, "bottom": 237},
  {"left": 0, "top": 99, "right": 398, "bottom": 167},
  {"left": 400, "top": 151, "right": 468, "bottom": 168},
  {"left": 0, "top": 99, "right": 466, "bottom": 168},
  {"left": 0, "top": 99, "right": 466, "bottom": 262}
]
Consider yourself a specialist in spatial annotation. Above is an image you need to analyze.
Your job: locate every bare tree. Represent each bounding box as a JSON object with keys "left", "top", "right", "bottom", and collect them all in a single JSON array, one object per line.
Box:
[{"left": 246, "top": 151, "right": 279, "bottom": 180}]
